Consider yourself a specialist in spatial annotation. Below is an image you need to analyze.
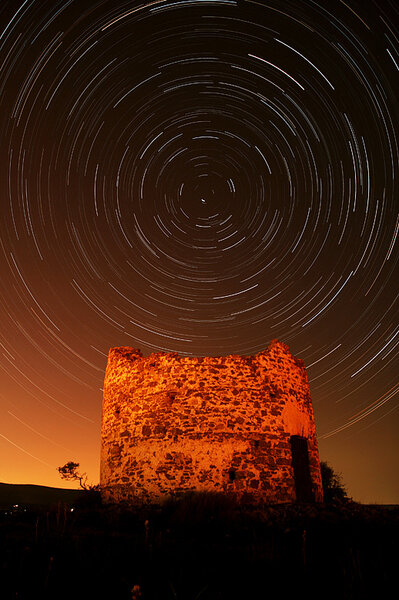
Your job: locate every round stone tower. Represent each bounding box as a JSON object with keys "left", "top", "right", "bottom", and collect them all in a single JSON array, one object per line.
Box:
[{"left": 100, "top": 340, "right": 323, "bottom": 505}]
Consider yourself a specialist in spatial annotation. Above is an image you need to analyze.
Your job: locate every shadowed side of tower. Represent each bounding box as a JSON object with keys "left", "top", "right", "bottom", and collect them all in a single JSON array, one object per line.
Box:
[{"left": 100, "top": 341, "right": 323, "bottom": 505}]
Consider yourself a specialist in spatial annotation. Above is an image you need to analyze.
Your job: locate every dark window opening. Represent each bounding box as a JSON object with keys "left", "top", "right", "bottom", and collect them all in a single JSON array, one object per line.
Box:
[
  {"left": 290, "top": 435, "right": 314, "bottom": 503},
  {"left": 228, "top": 469, "right": 236, "bottom": 482},
  {"left": 254, "top": 440, "right": 260, "bottom": 449}
]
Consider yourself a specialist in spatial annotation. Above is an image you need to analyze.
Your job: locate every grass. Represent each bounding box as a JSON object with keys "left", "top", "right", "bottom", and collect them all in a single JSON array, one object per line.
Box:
[{"left": 1, "top": 492, "right": 397, "bottom": 600}]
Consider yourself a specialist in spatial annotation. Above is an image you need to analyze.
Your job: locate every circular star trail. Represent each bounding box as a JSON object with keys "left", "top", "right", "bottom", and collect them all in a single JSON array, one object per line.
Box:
[{"left": 0, "top": 0, "right": 398, "bottom": 501}]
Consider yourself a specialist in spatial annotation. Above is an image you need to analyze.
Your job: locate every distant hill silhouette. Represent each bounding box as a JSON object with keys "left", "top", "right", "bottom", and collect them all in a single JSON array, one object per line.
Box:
[{"left": 0, "top": 482, "right": 82, "bottom": 508}]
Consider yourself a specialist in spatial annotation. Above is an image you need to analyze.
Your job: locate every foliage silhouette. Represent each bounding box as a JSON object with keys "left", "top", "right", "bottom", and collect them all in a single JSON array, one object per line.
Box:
[
  {"left": 320, "top": 461, "right": 349, "bottom": 503},
  {"left": 57, "top": 461, "right": 99, "bottom": 492}
]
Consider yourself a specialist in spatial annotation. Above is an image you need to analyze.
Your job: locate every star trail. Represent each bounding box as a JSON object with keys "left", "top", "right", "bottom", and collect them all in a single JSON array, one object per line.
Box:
[{"left": 0, "top": 0, "right": 398, "bottom": 502}]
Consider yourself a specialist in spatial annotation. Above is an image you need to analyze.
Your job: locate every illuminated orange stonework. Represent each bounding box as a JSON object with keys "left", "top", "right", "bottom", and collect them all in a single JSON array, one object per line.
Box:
[{"left": 100, "top": 340, "right": 323, "bottom": 504}]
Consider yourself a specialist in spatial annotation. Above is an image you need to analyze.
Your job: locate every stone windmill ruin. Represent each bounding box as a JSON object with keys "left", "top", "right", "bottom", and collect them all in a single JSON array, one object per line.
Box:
[{"left": 100, "top": 340, "right": 323, "bottom": 505}]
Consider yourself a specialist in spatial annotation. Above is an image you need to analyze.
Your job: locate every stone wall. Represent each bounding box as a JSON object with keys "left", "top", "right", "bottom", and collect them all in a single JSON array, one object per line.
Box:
[{"left": 100, "top": 340, "right": 323, "bottom": 505}]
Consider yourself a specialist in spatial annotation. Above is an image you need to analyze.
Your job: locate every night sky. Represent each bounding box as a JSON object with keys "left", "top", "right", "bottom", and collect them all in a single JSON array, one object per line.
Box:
[{"left": 0, "top": 0, "right": 397, "bottom": 503}]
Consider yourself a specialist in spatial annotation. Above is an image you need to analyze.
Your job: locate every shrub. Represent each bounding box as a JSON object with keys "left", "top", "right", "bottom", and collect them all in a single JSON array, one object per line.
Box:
[{"left": 320, "top": 461, "right": 349, "bottom": 503}]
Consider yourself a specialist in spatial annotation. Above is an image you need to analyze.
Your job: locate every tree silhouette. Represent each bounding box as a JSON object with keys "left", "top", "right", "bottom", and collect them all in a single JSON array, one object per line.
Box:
[
  {"left": 57, "top": 461, "right": 98, "bottom": 491},
  {"left": 320, "top": 461, "right": 349, "bottom": 503}
]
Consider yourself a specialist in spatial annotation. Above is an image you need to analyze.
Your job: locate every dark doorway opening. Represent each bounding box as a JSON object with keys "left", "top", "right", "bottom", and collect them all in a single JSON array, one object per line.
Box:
[{"left": 290, "top": 435, "right": 314, "bottom": 502}]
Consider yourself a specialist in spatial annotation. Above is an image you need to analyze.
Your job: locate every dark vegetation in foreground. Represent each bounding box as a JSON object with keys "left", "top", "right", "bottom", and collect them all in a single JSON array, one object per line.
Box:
[{"left": 1, "top": 489, "right": 398, "bottom": 600}]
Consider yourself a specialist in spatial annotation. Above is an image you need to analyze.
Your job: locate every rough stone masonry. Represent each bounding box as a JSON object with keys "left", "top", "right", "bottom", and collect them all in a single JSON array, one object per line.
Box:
[{"left": 100, "top": 340, "right": 323, "bottom": 505}]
